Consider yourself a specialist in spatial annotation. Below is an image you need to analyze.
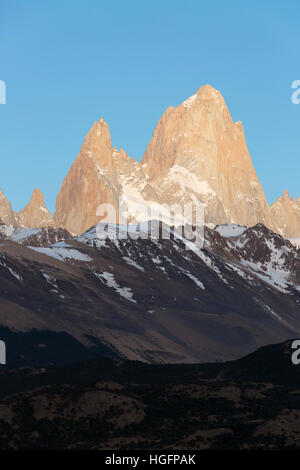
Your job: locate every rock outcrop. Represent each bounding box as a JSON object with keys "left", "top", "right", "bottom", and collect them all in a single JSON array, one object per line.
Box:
[
  {"left": 270, "top": 190, "right": 300, "bottom": 238},
  {"left": 0, "top": 187, "right": 17, "bottom": 226},
  {"left": 54, "top": 119, "right": 121, "bottom": 235}
]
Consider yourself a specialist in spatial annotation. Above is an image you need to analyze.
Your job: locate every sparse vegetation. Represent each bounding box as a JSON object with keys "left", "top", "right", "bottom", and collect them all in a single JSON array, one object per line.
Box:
[{"left": 0, "top": 340, "right": 299, "bottom": 449}]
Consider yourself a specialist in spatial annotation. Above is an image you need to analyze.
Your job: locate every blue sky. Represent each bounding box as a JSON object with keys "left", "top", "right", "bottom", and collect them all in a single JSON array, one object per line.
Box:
[{"left": 0, "top": 0, "right": 299, "bottom": 213}]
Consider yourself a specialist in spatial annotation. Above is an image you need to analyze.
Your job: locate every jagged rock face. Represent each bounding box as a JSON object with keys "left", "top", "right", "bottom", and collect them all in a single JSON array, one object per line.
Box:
[
  {"left": 53, "top": 85, "right": 298, "bottom": 237},
  {"left": 54, "top": 119, "right": 121, "bottom": 235},
  {"left": 0, "top": 221, "right": 13, "bottom": 239},
  {"left": 0, "top": 188, "right": 17, "bottom": 226},
  {"left": 16, "top": 189, "right": 53, "bottom": 228},
  {"left": 0, "top": 221, "right": 71, "bottom": 247},
  {"left": 54, "top": 119, "right": 162, "bottom": 235},
  {"left": 270, "top": 190, "right": 300, "bottom": 238},
  {"left": 207, "top": 222, "right": 300, "bottom": 292},
  {"left": 0, "top": 222, "right": 299, "bottom": 364},
  {"left": 142, "top": 85, "right": 274, "bottom": 229}
]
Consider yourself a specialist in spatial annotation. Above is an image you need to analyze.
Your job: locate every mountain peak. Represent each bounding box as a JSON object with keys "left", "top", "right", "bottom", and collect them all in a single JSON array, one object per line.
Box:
[
  {"left": 17, "top": 189, "right": 53, "bottom": 228},
  {"left": 80, "top": 117, "right": 113, "bottom": 167},
  {"left": 30, "top": 188, "right": 45, "bottom": 205},
  {"left": 141, "top": 86, "right": 274, "bottom": 230},
  {"left": 0, "top": 187, "right": 16, "bottom": 226},
  {"left": 180, "top": 85, "right": 224, "bottom": 110},
  {"left": 51, "top": 87, "right": 299, "bottom": 238},
  {"left": 270, "top": 190, "right": 300, "bottom": 238},
  {"left": 195, "top": 84, "right": 221, "bottom": 98},
  {"left": 54, "top": 116, "right": 121, "bottom": 234},
  {"left": 94, "top": 117, "right": 110, "bottom": 134}
]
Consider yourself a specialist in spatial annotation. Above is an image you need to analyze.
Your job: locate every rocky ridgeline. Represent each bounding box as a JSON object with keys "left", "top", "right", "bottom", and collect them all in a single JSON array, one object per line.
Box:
[{"left": 0, "top": 85, "right": 299, "bottom": 238}]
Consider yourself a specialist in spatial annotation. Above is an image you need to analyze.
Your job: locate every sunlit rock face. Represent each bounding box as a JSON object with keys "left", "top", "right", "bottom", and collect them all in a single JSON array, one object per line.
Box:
[
  {"left": 142, "top": 85, "right": 274, "bottom": 229},
  {"left": 0, "top": 187, "right": 17, "bottom": 226},
  {"left": 270, "top": 191, "right": 300, "bottom": 238},
  {"left": 16, "top": 188, "right": 53, "bottom": 228},
  {"left": 53, "top": 85, "right": 298, "bottom": 238},
  {"left": 53, "top": 118, "right": 161, "bottom": 235}
]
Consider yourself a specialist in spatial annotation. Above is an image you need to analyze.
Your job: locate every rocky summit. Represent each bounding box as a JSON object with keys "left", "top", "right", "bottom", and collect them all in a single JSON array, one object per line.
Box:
[
  {"left": 0, "top": 188, "right": 17, "bottom": 226},
  {"left": 0, "top": 86, "right": 299, "bottom": 239},
  {"left": 270, "top": 190, "right": 300, "bottom": 238},
  {"left": 52, "top": 85, "right": 299, "bottom": 238},
  {"left": 0, "top": 85, "right": 298, "bottom": 368},
  {"left": 142, "top": 85, "right": 274, "bottom": 230},
  {"left": 16, "top": 188, "right": 53, "bottom": 228}
]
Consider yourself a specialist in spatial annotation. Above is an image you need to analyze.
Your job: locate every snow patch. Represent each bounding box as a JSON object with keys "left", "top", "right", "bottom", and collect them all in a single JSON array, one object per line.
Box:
[
  {"left": 29, "top": 247, "right": 92, "bottom": 262},
  {"left": 94, "top": 272, "right": 136, "bottom": 303},
  {"left": 182, "top": 94, "right": 198, "bottom": 108},
  {"left": 215, "top": 224, "right": 247, "bottom": 238},
  {"left": 122, "top": 257, "right": 144, "bottom": 272},
  {"left": 166, "top": 165, "right": 216, "bottom": 198},
  {"left": 11, "top": 228, "right": 42, "bottom": 242},
  {"left": 0, "top": 256, "right": 23, "bottom": 283}
]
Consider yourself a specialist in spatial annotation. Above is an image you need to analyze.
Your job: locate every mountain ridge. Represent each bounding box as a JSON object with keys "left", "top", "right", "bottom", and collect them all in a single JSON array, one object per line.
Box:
[
  {"left": 0, "top": 218, "right": 298, "bottom": 365},
  {"left": 0, "top": 85, "right": 299, "bottom": 237}
]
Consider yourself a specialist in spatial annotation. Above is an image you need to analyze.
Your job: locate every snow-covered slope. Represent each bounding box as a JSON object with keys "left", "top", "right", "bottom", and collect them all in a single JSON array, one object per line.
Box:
[{"left": 0, "top": 219, "right": 299, "bottom": 364}]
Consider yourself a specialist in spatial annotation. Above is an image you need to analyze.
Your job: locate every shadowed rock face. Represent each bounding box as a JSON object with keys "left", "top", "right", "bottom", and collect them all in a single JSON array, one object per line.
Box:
[
  {"left": 16, "top": 189, "right": 53, "bottom": 228},
  {"left": 0, "top": 220, "right": 299, "bottom": 365}
]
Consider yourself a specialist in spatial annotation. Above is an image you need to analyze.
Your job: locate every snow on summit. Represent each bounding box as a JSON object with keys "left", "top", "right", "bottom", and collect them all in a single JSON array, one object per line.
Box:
[{"left": 215, "top": 224, "right": 247, "bottom": 238}]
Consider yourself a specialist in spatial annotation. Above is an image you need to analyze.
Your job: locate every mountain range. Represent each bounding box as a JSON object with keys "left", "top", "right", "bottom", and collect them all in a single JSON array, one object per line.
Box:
[
  {"left": 0, "top": 85, "right": 299, "bottom": 367},
  {"left": 1, "top": 85, "right": 299, "bottom": 238},
  {"left": 0, "top": 217, "right": 299, "bottom": 365}
]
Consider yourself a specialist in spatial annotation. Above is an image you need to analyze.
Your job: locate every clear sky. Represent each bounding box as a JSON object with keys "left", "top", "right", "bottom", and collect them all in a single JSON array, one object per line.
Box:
[{"left": 0, "top": 0, "right": 299, "bottom": 213}]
